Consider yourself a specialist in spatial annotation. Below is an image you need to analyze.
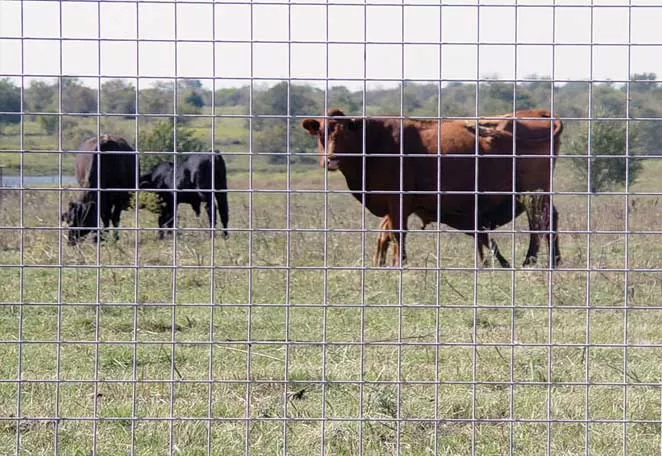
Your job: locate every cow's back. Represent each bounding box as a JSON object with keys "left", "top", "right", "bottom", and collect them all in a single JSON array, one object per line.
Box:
[
  {"left": 149, "top": 161, "right": 176, "bottom": 190},
  {"left": 407, "top": 120, "right": 518, "bottom": 223},
  {"left": 78, "top": 135, "right": 137, "bottom": 190},
  {"left": 410, "top": 120, "right": 514, "bottom": 192},
  {"left": 182, "top": 153, "right": 227, "bottom": 191},
  {"left": 76, "top": 135, "right": 137, "bottom": 212}
]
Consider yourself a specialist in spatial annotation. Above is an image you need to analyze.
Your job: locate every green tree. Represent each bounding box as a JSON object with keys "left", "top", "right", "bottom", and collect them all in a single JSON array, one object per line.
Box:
[
  {"left": 185, "top": 91, "right": 205, "bottom": 109},
  {"left": 61, "top": 77, "right": 97, "bottom": 113},
  {"left": 253, "top": 120, "right": 317, "bottom": 165},
  {"left": 553, "top": 82, "right": 590, "bottom": 118},
  {"left": 250, "top": 82, "right": 323, "bottom": 162},
  {"left": 138, "top": 119, "right": 210, "bottom": 172},
  {"left": 329, "top": 86, "right": 360, "bottom": 114},
  {"left": 0, "top": 78, "right": 21, "bottom": 124},
  {"left": 592, "top": 83, "right": 626, "bottom": 117},
  {"left": 214, "top": 86, "right": 250, "bottom": 108},
  {"left": 178, "top": 79, "right": 206, "bottom": 109},
  {"left": 137, "top": 81, "right": 203, "bottom": 123},
  {"left": 139, "top": 82, "right": 175, "bottom": 115},
  {"left": 179, "top": 79, "right": 203, "bottom": 90},
  {"left": 441, "top": 82, "right": 475, "bottom": 117},
  {"left": 568, "top": 107, "right": 642, "bottom": 193},
  {"left": 25, "top": 80, "right": 56, "bottom": 119},
  {"left": 478, "top": 80, "right": 516, "bottom": 115},
  {"left": 25, "top": 80, "right": 58, "bottom": 129},
  {"left": 252, "top": 82, "right": 322, "bottom": 126},
  {"left": 253, "top": 122, "right": 288, "bottom": 165},
  {"left": 101, "top": 79, "right": 136, "bottom": 116},
  {"left": 38, "top": 115, "right": 59, "bottom": 135}
]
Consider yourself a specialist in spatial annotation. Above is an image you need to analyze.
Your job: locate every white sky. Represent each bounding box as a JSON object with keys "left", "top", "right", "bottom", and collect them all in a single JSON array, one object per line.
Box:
[{"left": 1, "top": 0, "right": 662, "bottom": 91}]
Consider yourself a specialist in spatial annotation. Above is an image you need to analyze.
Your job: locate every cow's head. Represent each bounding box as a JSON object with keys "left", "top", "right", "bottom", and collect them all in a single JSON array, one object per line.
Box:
[
  {"left": 302, "top": 108, "right": 362, "bottom": 171},
  {"left": 61, "top": 200, "right": 97, "bottom": 246}
]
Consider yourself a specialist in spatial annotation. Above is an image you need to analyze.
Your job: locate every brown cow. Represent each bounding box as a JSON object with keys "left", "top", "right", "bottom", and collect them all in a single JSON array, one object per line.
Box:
[
  {"left": 302, "top": 108, "right": 563, "bottom": 268},
  {"left": 373, "top": 109, "right": 564, "bottom": 267}
]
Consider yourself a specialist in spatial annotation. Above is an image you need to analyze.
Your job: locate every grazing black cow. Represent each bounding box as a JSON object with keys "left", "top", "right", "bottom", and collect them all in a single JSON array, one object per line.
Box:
[
  {"left": 138, "top": 151, "right": 229, "bottom": 239},
  {"left": 61, "top": 134, "right": 138, "bottom": 246}
]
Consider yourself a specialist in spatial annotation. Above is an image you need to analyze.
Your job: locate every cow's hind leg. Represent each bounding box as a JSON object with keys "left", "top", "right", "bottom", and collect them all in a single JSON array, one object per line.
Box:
[
  {"left": 522, "top": 195, "right": 542, "bottom": 267},
  {"left": 204, "top": 192, "right": 216, "bottom": 236},
  {"left": 387, "top": 205, "right": 409, "bottom": 268},
  {"left": 214, "top": 190, "right": 230, "bottom": 239},
  {"left": 545, "top": 204, "right": 561, "bottom": 268},
  {"left": 522, "top": 194, "right": 560, "bottom": 269}
]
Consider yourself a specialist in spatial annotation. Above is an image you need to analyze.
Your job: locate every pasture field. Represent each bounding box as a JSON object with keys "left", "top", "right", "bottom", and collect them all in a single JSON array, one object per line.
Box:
[
  {"left": 0, "top": 112, "right": 256, "bottom": 176},
  {"left": 1, "top": 160, "right": 662, "bottom": 455}
]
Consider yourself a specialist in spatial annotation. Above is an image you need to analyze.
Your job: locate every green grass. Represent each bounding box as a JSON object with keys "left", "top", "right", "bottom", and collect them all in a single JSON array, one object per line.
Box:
[
  {"left": 0, "top": 115, "right": 254, "bottom": 176},
  {"left": 1, "top": 160, "right": 662, "bottom": 455}
]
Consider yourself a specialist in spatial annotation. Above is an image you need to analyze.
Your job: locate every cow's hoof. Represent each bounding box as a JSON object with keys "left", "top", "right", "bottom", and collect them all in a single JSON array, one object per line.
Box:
[{"left": 522, "top": 256, "right": 537, "bottom": 268}]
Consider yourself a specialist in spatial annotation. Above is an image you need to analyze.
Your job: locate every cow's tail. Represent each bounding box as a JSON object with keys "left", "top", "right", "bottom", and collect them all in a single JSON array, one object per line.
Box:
[
  {"left": 214, "top": 154, "right": 230, "bottom": 237},
  {"left": 550, "top": 114, "right": 563, "bottom": 171}
]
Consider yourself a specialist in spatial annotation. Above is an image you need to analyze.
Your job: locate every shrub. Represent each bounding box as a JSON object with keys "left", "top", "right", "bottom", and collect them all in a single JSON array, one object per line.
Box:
[
  {"left": 568, "top": 108, "right": 642, "bottom": 193},
  {"left": 138, "top": 119, "right": 210, "bottom": 172}
]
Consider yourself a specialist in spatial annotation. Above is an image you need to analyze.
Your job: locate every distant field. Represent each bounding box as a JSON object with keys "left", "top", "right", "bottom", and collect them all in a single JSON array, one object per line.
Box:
[
  {"left": 0, "top": 111, "right": 259, "bottom": 176},
  {"left": 1, "top": 159, "right": 661, "bottom": 454}
]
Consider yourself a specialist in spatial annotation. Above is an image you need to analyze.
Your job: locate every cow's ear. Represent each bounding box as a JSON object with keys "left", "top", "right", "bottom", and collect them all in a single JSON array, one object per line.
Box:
[
  {"left": 302, "top": 119, "right": 320, "bottom": 135},
  {"left": 348, "top": 118, "right": 362, "bottom": 131}
]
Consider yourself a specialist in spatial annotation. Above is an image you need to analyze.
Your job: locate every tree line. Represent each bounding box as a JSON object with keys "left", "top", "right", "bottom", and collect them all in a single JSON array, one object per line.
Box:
[{"left": 1, "top": 74, "right": 661, "bottom": 191}]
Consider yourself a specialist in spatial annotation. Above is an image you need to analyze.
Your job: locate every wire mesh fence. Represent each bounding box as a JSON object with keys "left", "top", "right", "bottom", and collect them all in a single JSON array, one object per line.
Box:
[{"left": 1, "top": 0, "right": 662, "bottom": 455}]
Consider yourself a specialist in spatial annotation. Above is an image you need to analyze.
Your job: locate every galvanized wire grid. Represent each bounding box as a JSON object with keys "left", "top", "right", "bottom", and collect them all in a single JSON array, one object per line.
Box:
[{"left": 1, "top": 1, "right": 661, "bottom": 455}]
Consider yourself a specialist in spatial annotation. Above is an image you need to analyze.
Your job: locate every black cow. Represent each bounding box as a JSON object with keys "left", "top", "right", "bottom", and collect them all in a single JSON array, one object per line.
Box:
[
  {"left": 61, "top": 134, "right": 138, "bottom": 246},
  {"left": 138, "top": 151, "right": 229, "bottom": 239}
]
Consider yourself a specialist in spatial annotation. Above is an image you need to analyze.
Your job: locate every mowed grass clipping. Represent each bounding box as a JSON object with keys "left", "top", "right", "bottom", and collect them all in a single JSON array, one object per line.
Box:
[{"left": 1, "top": 163, "right": 662, "bottom": 456}]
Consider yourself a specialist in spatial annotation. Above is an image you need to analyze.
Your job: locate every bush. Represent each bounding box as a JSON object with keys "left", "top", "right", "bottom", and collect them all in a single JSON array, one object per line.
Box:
[
  {"left": 253, "top": 120, "right": 319, "bottom": 166},
  {"left": 38, "top": 115, "right": 59, "bottom": 135},
  {"left": 129, "top": 190, "right": 162, "bottom": 214},
  {"left": 63, "top": 120, "right": 96, "bottom": 150},
  {"left": 138, "top": 119, "right": 210, "bottom": 172},
  {"left": 568, "top": 108, "right": 642, "bottom": 193},
  {"left": 0, "top": 79, "right": 21, "bottom": 125}
]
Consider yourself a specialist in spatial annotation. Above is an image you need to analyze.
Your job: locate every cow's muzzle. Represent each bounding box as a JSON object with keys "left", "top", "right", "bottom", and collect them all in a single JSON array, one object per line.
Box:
[{"left": 326, "top": 158, "right": 340, "bottom": 171}]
